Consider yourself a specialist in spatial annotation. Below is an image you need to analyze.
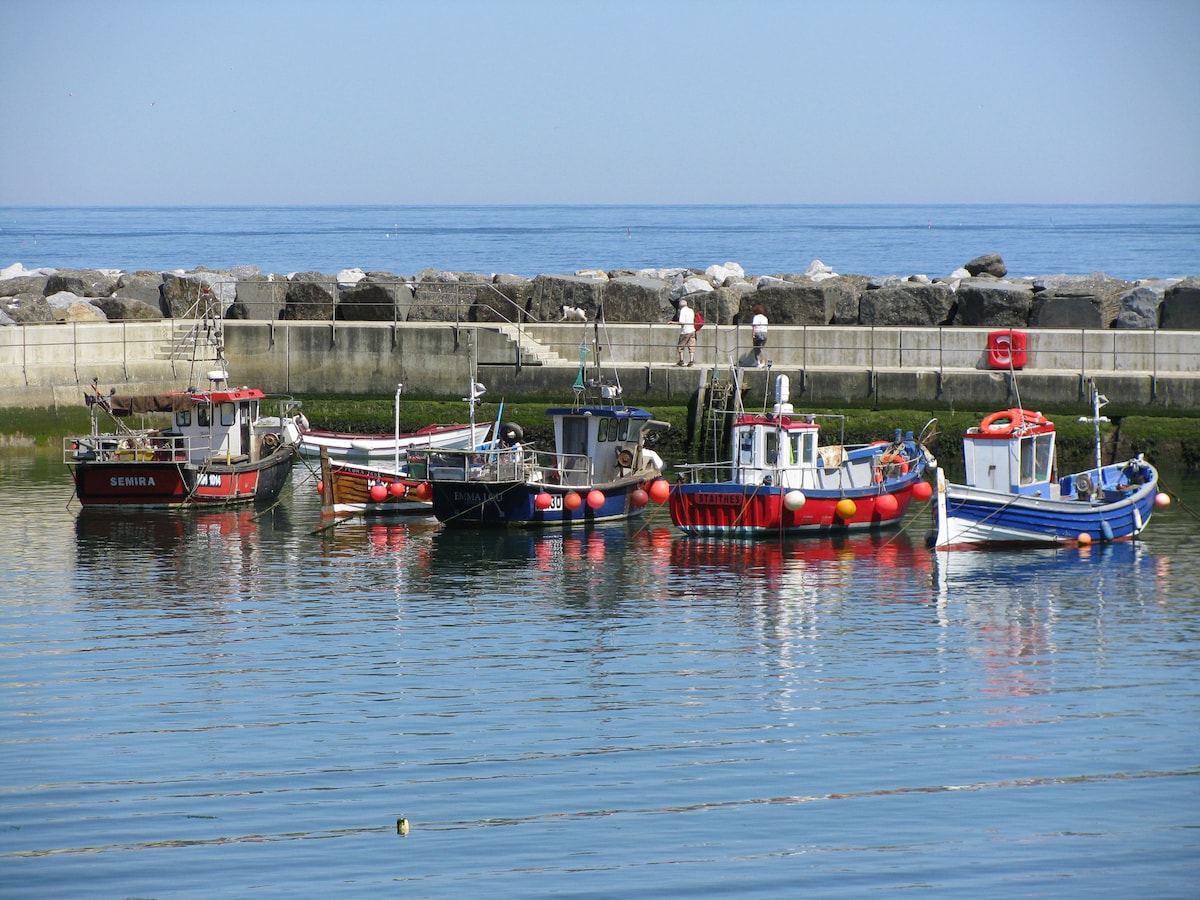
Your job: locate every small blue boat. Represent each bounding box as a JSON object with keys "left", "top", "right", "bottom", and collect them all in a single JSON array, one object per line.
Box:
[{"left": 931, "top": 383, "right": 1167, "bottom": 550}]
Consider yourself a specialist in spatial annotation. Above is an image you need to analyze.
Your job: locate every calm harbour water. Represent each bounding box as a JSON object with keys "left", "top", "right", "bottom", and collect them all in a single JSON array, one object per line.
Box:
[{"left": 1, "top": 452, "right": 1198, "bottom": 898}]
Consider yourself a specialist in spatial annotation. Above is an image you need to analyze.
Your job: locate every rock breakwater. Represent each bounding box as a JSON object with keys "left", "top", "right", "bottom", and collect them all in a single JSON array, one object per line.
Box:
[{"left": 3, "top": 256, "right": 1198, "bottom": 331}]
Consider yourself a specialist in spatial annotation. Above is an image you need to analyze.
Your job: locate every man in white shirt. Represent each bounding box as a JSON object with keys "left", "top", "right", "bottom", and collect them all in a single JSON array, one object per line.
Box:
[{"left": 674, "top": 299, "right": 696, "bottom": 367}]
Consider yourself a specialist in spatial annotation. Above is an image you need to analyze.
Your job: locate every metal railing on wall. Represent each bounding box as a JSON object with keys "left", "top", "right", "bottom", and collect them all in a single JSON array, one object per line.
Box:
[{"left": 2, "top": 319, "right": 1198, "bottom": 392}]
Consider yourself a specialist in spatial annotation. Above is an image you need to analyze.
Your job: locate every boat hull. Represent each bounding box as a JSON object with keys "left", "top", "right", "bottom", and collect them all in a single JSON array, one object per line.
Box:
[
  {"left": 298, "top": 423, "right": 487, "bottom": 461},
  {"left": 669, "top": 478, "right": 922, "bottom": 537},
  {"left": 70, "top": 446, "right": 295, "bottom": 508},
  {"left": 931, "top": 463, "right": 1160, "bottom": 550},
  {"left": 321, "top": 461, "right": 431, "bottom": 517},
  {"left": 430, "top": 479, "right": 651, "bottom": 528}
]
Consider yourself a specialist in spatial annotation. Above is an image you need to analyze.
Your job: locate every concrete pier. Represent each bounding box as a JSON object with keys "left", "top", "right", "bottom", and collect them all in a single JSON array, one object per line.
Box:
[{"left": 2, "top": 320, "right": 1198, "bottom": 415}]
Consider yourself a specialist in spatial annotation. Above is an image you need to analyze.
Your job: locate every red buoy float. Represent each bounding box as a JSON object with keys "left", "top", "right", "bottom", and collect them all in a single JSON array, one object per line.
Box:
[
  {"left": 564, "top": 491, "right": 582, "bottom": 511},
  {"left": 875, "top": 493, "right": 899, "bottom": 518},
  {"left": 912, "top": 480, "right": 933, "bottom": 502},
  {"left": 648, "top": 479, "right": 670, "bottom": 504},
  {"left": 535, "top": 491, "right": 552, "bottom": 510},
  {"left": 586, "top": 489, "right": 606, "bottom": 509},
  {"left": 415, "top": 482, "right": 432, "bottom": 501},
  {"left": 369, "top": 484, "right": 387, "bottom": 502},
  {"left": 389, "top": 481, "right": 405, "bottom": 498},
  {"left": 631, "top": 488, "right": 649, "bottom": 507}
]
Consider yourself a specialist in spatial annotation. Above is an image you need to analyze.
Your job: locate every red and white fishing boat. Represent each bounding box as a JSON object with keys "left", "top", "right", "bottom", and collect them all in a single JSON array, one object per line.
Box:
[
  {"left": 669, "top": 372, "right": 936, "bottom": 538},
  {"left": 64, "top": 292, "right": 307, "bottom": 509}
]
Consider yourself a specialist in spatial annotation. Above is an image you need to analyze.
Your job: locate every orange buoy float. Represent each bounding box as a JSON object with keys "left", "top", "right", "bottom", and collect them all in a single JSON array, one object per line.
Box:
[
  {"left": 564, "top": 491, "right": 582, "bottom": 511},
  {"left": 369, "top": 484, "right": 387, "bottom": 502},
  {"left": 586, "top": 489, "right": 606, "bottom": 509},
  {"left": 912, "top": 480, "right": 933, "bottom": 502},
  {"left": 1155, "top": 492, "right": 1171, "bottom": 508},
  {"left": 389, "top": 481, "right": 406, "bottom": 498},
  {"left": 648, "top": 479, "right": 670, "bottom": 504},
  {"left": 415, "top": 482, "right": 432, "bottom": 501},
  {"left": 315, "top": 480, "right": 325, "bottom": 495},
  {"left": 875, "top": 493, "right": 899, "bottom": 518},
  {"left": 835, "top": 498, "right": 857, "bottom": 520},
  {"left": 1077, "top": 532, "right": 1092, "bottom": 545},
  {"left": 534, "top": 491, "right": 552, "bottom": 510}
]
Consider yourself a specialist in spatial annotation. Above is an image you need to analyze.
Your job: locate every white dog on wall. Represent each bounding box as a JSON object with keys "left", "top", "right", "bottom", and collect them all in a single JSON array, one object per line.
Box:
[{"left": 559, "top": 305, "right": 587, "bottom": 322}]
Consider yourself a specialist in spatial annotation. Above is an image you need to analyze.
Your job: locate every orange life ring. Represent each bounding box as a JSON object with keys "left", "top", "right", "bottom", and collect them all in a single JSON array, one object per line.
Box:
[
  {"left": 981, "top": 408, "right": 1046, "bottom": 434},
  {"left": 877, "top": 450, "right": 909, "bottom": 479}
]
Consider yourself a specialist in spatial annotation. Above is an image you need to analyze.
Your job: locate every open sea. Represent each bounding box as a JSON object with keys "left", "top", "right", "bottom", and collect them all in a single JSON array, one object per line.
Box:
[
  {"left": 1, "top": 204, "right": 1199, "bottom": 281},
  {"left": 2, "top": 205, "right": 1200, "bottom": 898}
]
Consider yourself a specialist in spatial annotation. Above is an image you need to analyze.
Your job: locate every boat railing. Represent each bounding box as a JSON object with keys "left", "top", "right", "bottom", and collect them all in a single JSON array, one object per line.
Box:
[
  {"left": 64, "top": 431, "right": 195, "bottom": 464},
  {"left": 426, "top": 445, "right": 595, "bottom": 487}
]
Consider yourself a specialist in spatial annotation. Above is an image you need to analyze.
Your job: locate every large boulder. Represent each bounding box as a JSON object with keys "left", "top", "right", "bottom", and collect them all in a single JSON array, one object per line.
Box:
[
  {"left": 954, "top": 278, "right": 1035, "bottom": 326},
  {"left": 474, "top": 274, "right": 533, "bottom": 323},
  {"left": 45, "top": 268, "right": 120, "bottom": 298},
  {"left": 233, "top": 274, "right": 288, "bottom": 320},
  {"left": 46, "top": 290, "right": 107, "bottom": 322},
  {"left": 599, "top": 274, "right": 673, "bottom": 323},
  {"left": 92, "top": 296, "right": 163, "bottom": 321},
  {"left": 964, "top": 254, "right": 1007, "bottom": 278},
  {"left": 281, "top": 271, "right": 337, "bottom": 321},
  {"left": 114, "top": 272, "right": 164, "bottom": 306},
  {"left": 161, "top": 271, "right": 232, "bottom": 318},
  {"left": 0, "top": 273, "right": 49, "bottom": 298},
  {"left": 1030, "top": 273, "right": 1131, "bottom": 328},
  {"left": 337, "top": 274, "right": 412, "bottom": 322},
  {"left": 0, "top": 294, "right": 55, "bottom": 324},
  {"left": 752, "top": 281, "right": 841, "bottom": 325},
  {"left": 859, "top": 281, "right": 956, "bottom": 326},
  {"left": 528, "top": 273, "right": 608, "bottom": 322},
  {"left": 1114, "top": 280, "right": 1176, "bottom": 329},
  {"left": 1160, "top": 276, "right": 1200, "bottom": 330}
]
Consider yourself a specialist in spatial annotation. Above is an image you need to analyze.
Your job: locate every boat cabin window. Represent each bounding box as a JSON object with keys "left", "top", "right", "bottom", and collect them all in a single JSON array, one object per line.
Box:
[
  {"left": 737, "top": 429, "right": 755, "bottom": 466},
  {"left": 1019, "top": 433, "right": 1054, "bottom": 485},
  {"left": 197, "top": 403, "right": 210, "bottom": 427},
  {"left": 175, "top": 409, "right": 192, "bottom": 428},
  {"left": 220, "top": 402, "right": 236, "bottom": 427},
  {"left": 793, "top": 431, "right": 816, "bottom": 465},
  {"left": 618, "top": 419, "right": 630, "bottom": 441}
]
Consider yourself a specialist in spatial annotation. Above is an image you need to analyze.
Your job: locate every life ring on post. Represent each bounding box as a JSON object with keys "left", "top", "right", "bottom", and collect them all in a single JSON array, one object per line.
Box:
[{"left": 981, "top": 408, "right": 1046, "bottom": 434}]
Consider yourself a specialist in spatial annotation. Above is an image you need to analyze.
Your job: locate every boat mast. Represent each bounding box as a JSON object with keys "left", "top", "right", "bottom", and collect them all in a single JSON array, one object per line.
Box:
[{"left": 1082, "top": 379, "right": 1109, "bottom": 478}]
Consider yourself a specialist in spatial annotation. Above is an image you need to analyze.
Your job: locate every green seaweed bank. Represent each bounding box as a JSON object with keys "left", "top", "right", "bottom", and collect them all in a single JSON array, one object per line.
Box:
[{"left": 7, "top": 400, "right": 1199, "bottom": 475}]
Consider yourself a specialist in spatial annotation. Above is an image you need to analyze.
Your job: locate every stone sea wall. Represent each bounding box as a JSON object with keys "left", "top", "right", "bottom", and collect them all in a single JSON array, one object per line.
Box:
[{"left": 2, "top": 255, "right": 1199, "bottom": 331}]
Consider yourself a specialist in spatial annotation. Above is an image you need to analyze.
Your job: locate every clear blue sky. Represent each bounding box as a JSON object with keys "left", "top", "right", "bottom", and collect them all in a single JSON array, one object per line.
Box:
[{"left": 2, "top": 0, "right": 1197, "bottom": 205}]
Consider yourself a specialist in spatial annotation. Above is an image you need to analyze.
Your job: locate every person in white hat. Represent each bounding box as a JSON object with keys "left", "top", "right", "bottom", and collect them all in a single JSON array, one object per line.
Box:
[{"left": 673, "top": 298, "right": 696, "bottom": 366}]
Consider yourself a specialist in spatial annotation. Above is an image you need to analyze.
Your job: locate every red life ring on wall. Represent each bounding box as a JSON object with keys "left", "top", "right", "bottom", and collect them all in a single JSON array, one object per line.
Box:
[{"left": 980, "top": 408, "right": 1047, "bottom": 434}]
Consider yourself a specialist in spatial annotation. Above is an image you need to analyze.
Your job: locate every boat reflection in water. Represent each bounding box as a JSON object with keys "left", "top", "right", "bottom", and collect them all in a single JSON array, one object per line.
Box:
[
  {"left": 930, "top": 540, "right": 1162, "bottom": 709},
  {"left": 73, "top": 504, "right": 296, "bottom": 606}
]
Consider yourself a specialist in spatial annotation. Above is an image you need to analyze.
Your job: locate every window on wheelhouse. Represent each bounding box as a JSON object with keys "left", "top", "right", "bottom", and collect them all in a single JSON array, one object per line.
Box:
[
  {"left": 737, "top": 428, "right": 756, "bottom": 467},
  {"left": 1019, "top": 433, "right": 1055, "bottom": 485}
]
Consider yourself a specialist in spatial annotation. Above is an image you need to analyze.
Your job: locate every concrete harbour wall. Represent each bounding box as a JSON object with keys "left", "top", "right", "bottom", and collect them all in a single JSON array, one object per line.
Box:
[{"left": 1, "top": 320, "right": 1198, "bottom": 416}]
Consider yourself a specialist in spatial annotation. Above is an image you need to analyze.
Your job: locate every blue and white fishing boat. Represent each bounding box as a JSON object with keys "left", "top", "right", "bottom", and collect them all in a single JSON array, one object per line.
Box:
[
  {"left": 425, "top": 330, "right": 671, "bottom": 528},
  {"left": 930, "top": 383, "right": 1168, "bottom": 550}
]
